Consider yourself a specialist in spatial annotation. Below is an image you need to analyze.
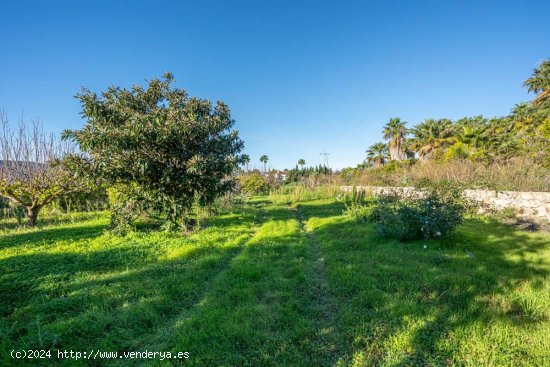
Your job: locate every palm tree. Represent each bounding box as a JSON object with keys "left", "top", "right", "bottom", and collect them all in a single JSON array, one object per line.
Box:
[
  {"left": 260, "top": 155, "right": 269, "bottom": 173},
  {"left": 452, "top": 117, "right": 521, "bottom": 162},
  {"left": 453, "top": 121, "right": 487, "bottom": 161},
  {"left": 382, "top": 117, "right": 408, "bottom": 161},
  {"left": 298, "top": 158, "right": 306, "bottom": 170},
  {"left": 242, "top": 155, "right": 250, "bottom": 172},
  {"left": 410, "top": 118, "right": 455, "bottom": 161},
  {"left": 366, "top": 142, "right": 389, "bottom": 167},
  {"left": 524, "top": 59, "right": 550, "bottom": 105}
]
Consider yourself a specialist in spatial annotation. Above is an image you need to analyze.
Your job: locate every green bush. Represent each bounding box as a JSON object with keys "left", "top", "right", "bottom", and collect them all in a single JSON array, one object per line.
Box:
[
  {"left": 239, "top": 173, "right": 269, "bottom": 195},
  {"left": 342, "top": 189, "right": 375, "bottom": 221},
  {"left": 105, "top": 185, "right": 142, "bottom": 234},
  {"left": 369, "top": 182, "right": 465, "bottom": 241}
]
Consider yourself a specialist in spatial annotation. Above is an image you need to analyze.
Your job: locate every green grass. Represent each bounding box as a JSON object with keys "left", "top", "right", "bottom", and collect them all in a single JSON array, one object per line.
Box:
[
  {"left": 1, "top": 198, "right": 549, "bottom": 366},
  {"left": 268, "top": 184, "right": 341, "bottom": 205}
]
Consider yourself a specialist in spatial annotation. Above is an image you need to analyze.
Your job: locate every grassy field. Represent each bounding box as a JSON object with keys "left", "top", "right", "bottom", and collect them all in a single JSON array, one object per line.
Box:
[{"left": 1, "top": 198, "right": 549, "bottom": 366}]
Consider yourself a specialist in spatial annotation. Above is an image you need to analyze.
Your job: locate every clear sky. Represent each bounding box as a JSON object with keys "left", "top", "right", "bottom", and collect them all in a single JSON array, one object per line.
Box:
[{"left": 1, "top": 0, "right": 549, "bottom": 169}]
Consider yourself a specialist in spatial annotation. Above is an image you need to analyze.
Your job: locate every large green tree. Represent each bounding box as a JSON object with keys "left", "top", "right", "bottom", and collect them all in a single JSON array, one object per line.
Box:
[
  {"left": 382, "top": 117, "right": 408, "bottom": 161},
  {"left": 63, "top": 73, "right": 246, "bottom": 230}
]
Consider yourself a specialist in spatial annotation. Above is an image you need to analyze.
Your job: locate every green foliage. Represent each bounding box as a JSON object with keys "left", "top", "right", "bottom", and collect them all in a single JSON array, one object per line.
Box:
[
  {"left": 238, "top": 172, "right": 268, "bottom": 195},
  {"left": 268, "top": 184, "right": 340, "bottom": 204},
  {"left": 357, "top": 61, "right": 550, "bottom": 168},
  {"left": 512, "top": 289, "right": 548, "bottom": 322},
  {"left": 0, "top": 116, "right": 93, "bottom": 226},
  {"left": 0, "top": 201, "right": 26, "bottom": 226},
  {"left": 381, "top": 159, "right": 401, "bottom": 172},
  {"left": 382, "top": 117, "right": 408, "bottom": 161},
  {"left": 443, "top": 141, "right": 469, "bottom": 160},
  {"left": 524, "top": 59, "right": 550, "bottom": 105},
  {"left": 533, "top": 114, "right": 550, "bottom": 166},
  {"left": 410, "top": 118, "right": 455, "bottom": 160},
  {"left": 369, "top": 182, "right": 465, "bottom": 241},
  {"left": 104, "top": 185, "right": 142, "bottom": 233},
  {"left": 365, "top": 142, "right": 389, "bottom": 167},
  {"left": 2, "top": 197, "right": 549, "bottom": 366},
  {"left": 260, "top": 154, "right": 269, "bottom": 171},
  {"left": 0, "top": 196, "right": 8, "bottom": 210},
  {"left": 51, "top": 186, "right": 109, "bottom": 213},
  {"left": 342, "top": 189, "right": 374, "bottom": 221},
  {"left": 63, "top": 73, "right": 246, "bottom": 231},
  {"left": 285, "top": 164, "right": 331, "bottom": 183}
]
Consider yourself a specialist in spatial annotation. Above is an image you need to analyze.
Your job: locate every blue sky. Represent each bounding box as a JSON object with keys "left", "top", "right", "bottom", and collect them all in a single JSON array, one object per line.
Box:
[{"left": 1, "top": 0, "right": 549, "bottom": 169}]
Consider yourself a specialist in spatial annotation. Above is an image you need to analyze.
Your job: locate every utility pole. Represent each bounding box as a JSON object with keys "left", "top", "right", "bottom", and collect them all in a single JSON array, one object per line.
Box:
[{"left": 320, "top": 150, "right": 330, "bottom": 169}]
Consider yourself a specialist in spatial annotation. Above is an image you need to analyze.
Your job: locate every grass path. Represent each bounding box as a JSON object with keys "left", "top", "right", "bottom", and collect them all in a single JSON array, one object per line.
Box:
[
  {"left": 1, "top": 198, "right": 549, "bottom": 366},
  {"left": 169, "top": 203, "right": 316, "bottom": 365},
  {"left": 130, "top": 206, "right": 271, "bottom": 353},
  {"left": 295, "top": 205, "right": 347, "bottom": 366}
]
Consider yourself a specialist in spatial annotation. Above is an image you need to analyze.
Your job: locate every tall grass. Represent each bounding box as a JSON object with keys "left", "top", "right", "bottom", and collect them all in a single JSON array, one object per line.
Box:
[
  {"left": 351, "top": 158, "right": 550, "bottom": 191},
  {"left": 268, "top": 184, "right": 341, "bottom": 204}
]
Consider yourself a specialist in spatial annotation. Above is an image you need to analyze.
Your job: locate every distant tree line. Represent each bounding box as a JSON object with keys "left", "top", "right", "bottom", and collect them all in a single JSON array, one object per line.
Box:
[{"left": 365, "top": 60, "right": 550, "bottom": 168}]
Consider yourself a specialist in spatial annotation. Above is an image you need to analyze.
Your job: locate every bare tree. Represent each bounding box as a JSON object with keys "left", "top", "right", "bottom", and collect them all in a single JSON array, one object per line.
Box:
[{"left": 0, "top": 110, "right": 89, "bottom": 226}]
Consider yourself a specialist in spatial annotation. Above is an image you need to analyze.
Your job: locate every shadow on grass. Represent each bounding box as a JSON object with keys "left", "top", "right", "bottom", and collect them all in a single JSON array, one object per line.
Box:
[
  {"left": 0, "top": 212, "right": 108, "bottom": 232},
  {"left": 295, "top": 200, "right": 345, "bottom": 218},
  {"left": 0, "top": 224, "right": 105, "bottom": 250},
  {"left": 0, "top": 202, "right": 274, "bottom": 366},
  {"left": 1, "top": 199, "right": 548, "bottom": 366},
  {"left": 300, "top": 200, "right": 549, "bottom": 365},
  {"left": 0, "top": 232, "right": 252, "bottom": 365}
]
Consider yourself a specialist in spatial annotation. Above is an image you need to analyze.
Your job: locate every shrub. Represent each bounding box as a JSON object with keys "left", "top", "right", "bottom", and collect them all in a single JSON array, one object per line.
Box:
[
  {"left": 369, "top": 182, "right": 465, "bottom": 241},
  {"left": 106, "top": 185, "right": 142, "bottom": 234},
  {"left": 239, "top": 173, "right": 268, "bottom": 195},
  {"left": 342, "top": 189, "right": 375, "bottom": 221},
  {"left": 0, "top": 201, "right": 26, "bottom": 225}
]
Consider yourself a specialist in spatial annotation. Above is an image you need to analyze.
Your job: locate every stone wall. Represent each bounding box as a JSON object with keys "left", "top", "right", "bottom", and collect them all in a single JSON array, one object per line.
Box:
[{"left": 340, "top": 186, "right": 550, "bottom": 223}]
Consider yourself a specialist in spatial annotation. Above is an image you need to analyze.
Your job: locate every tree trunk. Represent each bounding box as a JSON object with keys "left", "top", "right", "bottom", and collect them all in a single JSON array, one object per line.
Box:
[
  {"left": 26, "top": 206, "right": 41, "bottom": 227},
  {"left": 389, "top": 140, "right": 407, "bottom": 161},
  {"left": 389, "top": 144, "right": 401, "bottom": 161}
]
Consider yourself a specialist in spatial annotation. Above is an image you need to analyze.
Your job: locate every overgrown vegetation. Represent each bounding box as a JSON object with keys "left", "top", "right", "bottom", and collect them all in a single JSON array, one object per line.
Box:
[
  {"left": 268, "top": 184, "right": 340, "bottom": 204},
  {"left": 342, "top": 157, "right": 550, "bottom": 192},
  {"left": 0, "top": 60, "right": 548, "bottom": 366},
  {"left": 371, "top": 187, "right": 465, "bottom": 241},
  {"left": 238, "top": 172, "right": 269, "bottom": 195},
  {"left": 343, "top": 181, "right": 467, "bottom": 241},
  {"left": 341, "top": 60, "right": 550, "bottom": 191},
  {"left": 1, "top": 196, "right": 549, "bottom": 366}
]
